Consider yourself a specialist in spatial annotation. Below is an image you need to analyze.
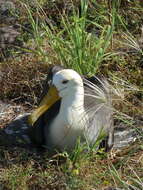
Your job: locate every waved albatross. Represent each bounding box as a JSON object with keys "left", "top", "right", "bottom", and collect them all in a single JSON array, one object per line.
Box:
[{"left": 4, "top": 66, "right": 114, "bottom": 152}]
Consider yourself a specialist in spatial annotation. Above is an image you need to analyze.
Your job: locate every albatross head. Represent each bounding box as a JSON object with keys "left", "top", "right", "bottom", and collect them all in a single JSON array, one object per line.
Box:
[
  {"left": 52, "top": 69, "right": 83, "bottom": 98},
  {"left": 28, "top": 69, "right": 84, "bottom": 125}
]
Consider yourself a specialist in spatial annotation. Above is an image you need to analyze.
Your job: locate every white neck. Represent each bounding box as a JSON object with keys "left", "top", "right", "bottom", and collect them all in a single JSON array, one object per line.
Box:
[{"left": 59, "top": 86, "right": 85, "bottom": 115}]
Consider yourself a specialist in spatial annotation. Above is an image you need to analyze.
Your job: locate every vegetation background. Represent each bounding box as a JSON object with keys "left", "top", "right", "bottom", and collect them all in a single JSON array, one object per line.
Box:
[{"left": 0, "top": 0, "right": 143, "bottom": 189}]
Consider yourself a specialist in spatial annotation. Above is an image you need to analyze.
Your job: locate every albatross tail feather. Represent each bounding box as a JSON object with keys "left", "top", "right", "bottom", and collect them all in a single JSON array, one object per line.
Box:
[{"left": 83, "top": 77, "right": 114, "bottom": 151}]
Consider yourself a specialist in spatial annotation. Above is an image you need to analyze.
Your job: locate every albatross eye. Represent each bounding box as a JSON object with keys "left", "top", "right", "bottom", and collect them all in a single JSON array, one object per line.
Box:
[{"left": 62, "top": 80, "right": 69, "bottom": 84}]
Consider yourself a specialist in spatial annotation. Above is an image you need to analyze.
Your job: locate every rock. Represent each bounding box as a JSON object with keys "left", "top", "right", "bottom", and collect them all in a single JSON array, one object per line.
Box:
[
  {"left": 0, "top": 0, "right": 16, "bottom": 24},
  {"left": 0, "top": 26, "right": 20, "bottom": 49},
  {"left": 0, "top": 0, "right": 21, "bottom": 60},
  {"left": 0, "top": 1, "right": 15, "bottom": 13}
]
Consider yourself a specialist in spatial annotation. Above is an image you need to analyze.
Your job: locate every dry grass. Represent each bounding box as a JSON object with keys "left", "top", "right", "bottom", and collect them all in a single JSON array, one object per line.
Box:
[
  {"left": 0, "top": 140, "right": 142, "bottom": 190},
  {"left": 0, "top": 55, "right": 50, "bottom": 106},
  {"left": 0, "top": 0, "right": 143, "bottom": 189}
]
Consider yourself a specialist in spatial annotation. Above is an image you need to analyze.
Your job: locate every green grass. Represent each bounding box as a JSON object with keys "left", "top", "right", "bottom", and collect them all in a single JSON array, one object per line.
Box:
[
  {"left": 0, "top": 141, "right": 142, "bottom": 190},
  {"left": 110, "top": 162, "right": 143, "bottom": 190},
  {"left": 20, "top": 0, "right": 117, "bottom": 75}
]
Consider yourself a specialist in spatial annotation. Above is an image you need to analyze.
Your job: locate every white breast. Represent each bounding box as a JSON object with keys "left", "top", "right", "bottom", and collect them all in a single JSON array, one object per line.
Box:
[
  {"left": 45, "top": 87, "right": 88, "bottom": 151},
  {"left": 47, "top": 106, "right": 86, "bottom": 151}
]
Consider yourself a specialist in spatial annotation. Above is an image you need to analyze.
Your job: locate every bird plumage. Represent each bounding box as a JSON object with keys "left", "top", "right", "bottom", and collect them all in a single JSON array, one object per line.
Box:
[{"left": 4, "top": 66, "right": 114, "bottom": 152}]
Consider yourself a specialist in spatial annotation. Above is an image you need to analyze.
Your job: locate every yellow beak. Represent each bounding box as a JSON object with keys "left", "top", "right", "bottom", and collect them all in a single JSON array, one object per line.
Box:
[{"left": 28, "top": 85, "right": 60, "bottom": 126}]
